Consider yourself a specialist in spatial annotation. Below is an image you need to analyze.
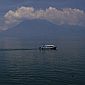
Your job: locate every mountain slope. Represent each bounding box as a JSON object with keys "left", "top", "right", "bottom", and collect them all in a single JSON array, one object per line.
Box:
[{"left": 0, "top": 19, "right": 85, "bottom": 39}]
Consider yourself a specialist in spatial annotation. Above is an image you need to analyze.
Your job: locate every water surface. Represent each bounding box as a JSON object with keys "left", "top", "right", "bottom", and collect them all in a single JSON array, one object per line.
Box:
[{"left": 0, "top": 37, "right": 85, "bottom": 85}]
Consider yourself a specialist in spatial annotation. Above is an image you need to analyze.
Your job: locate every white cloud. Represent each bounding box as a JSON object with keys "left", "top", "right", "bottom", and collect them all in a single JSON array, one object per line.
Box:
[{"left": 0, "top": 6, "right": 85, "bottom": 31}]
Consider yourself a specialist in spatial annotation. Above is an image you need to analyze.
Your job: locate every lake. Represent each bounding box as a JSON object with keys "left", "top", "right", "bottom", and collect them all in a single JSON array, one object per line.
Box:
[{"left": 0, "top": 37, "right": 85, "bottom": 85}]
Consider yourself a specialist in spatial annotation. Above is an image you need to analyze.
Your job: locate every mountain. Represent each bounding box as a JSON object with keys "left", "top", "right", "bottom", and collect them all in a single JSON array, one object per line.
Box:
[{"left": 0, "top": 19, "right": 85, "bottom": 39}]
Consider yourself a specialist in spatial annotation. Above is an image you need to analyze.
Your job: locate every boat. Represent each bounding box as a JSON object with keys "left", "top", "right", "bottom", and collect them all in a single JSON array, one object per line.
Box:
[{"left": 39, "top": 45, "right": 56, "bottom": 50}]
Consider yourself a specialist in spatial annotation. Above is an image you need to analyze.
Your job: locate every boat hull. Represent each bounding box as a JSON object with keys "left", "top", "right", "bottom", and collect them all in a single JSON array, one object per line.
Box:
[{"left": 39, "top": 47, "right": 56, "bottom": 50}]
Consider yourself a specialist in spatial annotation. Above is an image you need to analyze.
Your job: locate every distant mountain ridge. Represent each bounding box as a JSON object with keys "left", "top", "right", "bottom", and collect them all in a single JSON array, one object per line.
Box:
[{"left": 0, "top": 19, "right": 85, "bottom": 39}]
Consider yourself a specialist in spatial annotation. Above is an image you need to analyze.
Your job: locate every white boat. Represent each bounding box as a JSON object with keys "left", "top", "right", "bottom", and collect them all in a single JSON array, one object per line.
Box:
[{"left": 39, "top": 45, "right": 56, "bottom": 50}]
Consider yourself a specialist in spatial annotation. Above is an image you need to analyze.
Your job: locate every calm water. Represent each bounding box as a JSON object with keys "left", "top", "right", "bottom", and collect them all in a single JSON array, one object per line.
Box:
[{"left": 0, "top": 37, "right": 85, "bottom": 85}]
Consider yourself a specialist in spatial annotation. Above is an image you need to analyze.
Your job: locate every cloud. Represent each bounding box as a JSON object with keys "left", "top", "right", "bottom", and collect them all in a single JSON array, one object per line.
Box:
[{"left": 0, "top": 6, "right": 85, "bottom": 31}]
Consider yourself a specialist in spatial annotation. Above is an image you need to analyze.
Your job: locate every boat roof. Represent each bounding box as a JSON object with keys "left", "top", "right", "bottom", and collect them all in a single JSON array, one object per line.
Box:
[{"left": 44, "top": 45, "right": 55, "bottom": 47}]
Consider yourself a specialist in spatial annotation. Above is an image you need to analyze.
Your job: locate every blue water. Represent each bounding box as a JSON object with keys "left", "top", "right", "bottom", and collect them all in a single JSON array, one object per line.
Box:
[{"left": 0, "top": 37, "right": 85, "bottom": 85}]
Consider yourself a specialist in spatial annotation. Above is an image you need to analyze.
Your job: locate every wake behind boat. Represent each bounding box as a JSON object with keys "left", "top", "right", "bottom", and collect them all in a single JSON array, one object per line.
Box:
[
  {"left": 39, "top": 45, "right": 56, "bottom": 50},
  {"left": 0, "top": 45, "right": 57, "bottom": 51}
]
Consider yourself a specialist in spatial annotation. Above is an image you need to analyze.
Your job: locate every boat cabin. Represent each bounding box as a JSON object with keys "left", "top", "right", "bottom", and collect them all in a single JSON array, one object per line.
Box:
[{"left": 39, "top": 45, "right": 56, "bottom": 50}]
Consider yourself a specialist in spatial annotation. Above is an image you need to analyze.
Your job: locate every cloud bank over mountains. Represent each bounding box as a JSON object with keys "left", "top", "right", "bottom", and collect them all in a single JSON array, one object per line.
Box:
[{"left": 0, "top": 6, "right": 85, "bottom": 31}]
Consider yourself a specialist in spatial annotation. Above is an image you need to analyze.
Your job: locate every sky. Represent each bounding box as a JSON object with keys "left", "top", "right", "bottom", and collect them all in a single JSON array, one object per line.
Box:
[{"left": 0, "top": 0, "right": 85, "bottom": 31}]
